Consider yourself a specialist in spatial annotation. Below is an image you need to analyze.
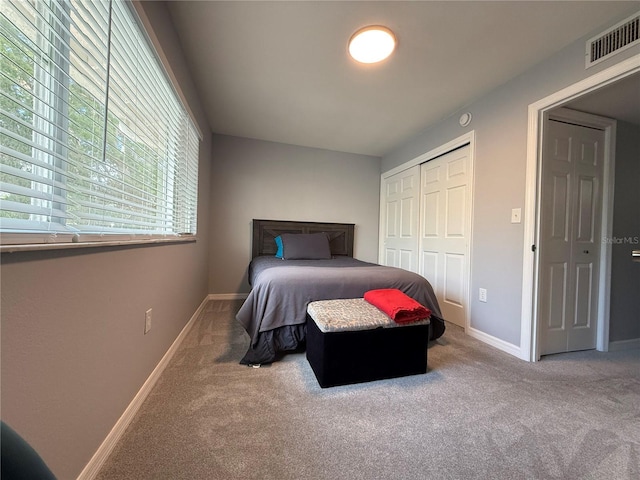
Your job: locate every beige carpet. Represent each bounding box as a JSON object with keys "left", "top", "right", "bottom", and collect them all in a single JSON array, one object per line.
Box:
[{"left": 96, "top": 300, "right": 640, "bottom": 480}]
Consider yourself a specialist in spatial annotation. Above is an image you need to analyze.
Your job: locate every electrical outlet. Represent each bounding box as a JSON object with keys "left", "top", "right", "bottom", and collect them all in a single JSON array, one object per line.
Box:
[
  {"left": 145, "top": 308, "right": 152, "bottom": 334},
  {"left": 479, "top": 288, "right": 487, "bottom": 303},
  {"left": 511, "top": 208, "right": 522, "bottom": 224}
]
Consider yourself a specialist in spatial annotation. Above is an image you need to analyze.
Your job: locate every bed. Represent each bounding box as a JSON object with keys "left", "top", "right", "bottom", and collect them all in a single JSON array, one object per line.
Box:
[{"left": 236, "top": 219, "right": 445, "bottom": 365}]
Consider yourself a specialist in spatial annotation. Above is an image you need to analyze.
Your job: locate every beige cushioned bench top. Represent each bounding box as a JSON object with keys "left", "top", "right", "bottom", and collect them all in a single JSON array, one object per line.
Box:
[{"left": 307, "top": 298, "right": 430, "bottom": 333}]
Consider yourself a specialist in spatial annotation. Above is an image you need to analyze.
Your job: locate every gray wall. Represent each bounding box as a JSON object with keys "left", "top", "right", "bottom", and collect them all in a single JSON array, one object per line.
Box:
[
  {"left": 609, "top": 121, "right": 640, "bottom": 342},
  {"left": 0, "top": 2, "right": 211, "bottom": 479},
  {"left": 209, "top": 134, "right": 381, "bottom": 294},
  {"left": 382, "top": 11, "right": 640, "bottom": 347}
]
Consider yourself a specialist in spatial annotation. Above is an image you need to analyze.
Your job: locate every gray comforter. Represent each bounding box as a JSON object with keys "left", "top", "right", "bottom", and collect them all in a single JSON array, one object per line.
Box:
[{"left": 236, "top": 256, "right": 444, "bottom": 364}]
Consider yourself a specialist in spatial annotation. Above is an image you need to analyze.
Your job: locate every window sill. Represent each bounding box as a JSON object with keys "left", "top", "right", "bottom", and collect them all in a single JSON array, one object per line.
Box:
[{"left": 0, "top": 236, "right": 197, "bottom": 254}]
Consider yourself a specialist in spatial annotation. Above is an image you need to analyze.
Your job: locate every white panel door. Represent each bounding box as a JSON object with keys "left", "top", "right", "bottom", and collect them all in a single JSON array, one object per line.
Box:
[
  {"left": 419, "top": 145, "right": 471, "bottom": 328},
  {"left": 539, "top": 119, "right": 604, "bottom": 355},
  {"left": 381, "top": 165, "right": 420, "bottom": 272}
]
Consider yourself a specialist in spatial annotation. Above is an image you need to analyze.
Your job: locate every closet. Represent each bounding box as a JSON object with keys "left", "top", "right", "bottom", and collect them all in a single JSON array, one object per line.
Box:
[{"left": 380, "top": 144, "right": 472, "bottom": 328}]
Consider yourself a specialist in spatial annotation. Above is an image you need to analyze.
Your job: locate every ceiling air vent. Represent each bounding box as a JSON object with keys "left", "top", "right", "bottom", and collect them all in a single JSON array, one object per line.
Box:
[{"left": 586, "top": 12, "right": 640, "bottom": 68}]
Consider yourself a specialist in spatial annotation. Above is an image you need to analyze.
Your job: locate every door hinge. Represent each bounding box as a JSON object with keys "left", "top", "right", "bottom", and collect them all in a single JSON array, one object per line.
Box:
[{"left": 531, "top": 244, "right": 537, "bottom": 252}]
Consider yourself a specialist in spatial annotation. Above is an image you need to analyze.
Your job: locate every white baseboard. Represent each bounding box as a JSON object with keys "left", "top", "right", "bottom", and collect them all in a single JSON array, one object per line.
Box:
[
  {"left": 76, "top": 296, "right": 210, "bottom": 480},
  {"left": 608, "top": 337, "right": 640, "bottom": 352},
  {"left": 466, "top": 326, "right": 527, "bottom": 360},
  {"left": 208, "top": 293, "right": 249, "bottom": 300}
]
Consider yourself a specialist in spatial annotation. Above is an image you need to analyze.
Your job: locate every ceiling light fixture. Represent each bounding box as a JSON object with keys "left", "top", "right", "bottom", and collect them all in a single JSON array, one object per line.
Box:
[{"left": 348, "top": 25, "right": 396, "bottom": 64}]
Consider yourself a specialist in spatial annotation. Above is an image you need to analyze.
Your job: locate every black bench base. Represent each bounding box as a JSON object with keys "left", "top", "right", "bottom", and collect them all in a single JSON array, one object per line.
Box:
[{"left": 306, "top": 314, "right": 429, "bottom": 388}]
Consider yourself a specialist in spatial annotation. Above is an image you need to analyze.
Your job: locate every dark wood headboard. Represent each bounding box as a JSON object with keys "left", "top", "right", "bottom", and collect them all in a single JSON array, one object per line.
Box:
[{"left": 252, "top": 219, "right": 355, "bottom": 258}]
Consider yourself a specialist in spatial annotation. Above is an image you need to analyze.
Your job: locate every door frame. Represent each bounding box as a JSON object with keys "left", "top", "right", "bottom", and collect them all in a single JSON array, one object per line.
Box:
[
  {"left": 379, "top": 131, "right": 475, "bottom": 331},
  {"left": 521, "top": 54, "right": 639, "bottom": 361}
]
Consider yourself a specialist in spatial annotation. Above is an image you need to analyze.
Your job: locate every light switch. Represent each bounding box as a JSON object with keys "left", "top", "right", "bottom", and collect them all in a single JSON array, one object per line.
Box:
[{"left": 511, "top": 208, "right": 522, "bottom": 224}]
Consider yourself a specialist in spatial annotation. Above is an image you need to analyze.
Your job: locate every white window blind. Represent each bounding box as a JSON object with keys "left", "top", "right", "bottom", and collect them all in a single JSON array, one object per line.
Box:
[{"left": 0, "top": 0, "right": 200, "bottom": 246}]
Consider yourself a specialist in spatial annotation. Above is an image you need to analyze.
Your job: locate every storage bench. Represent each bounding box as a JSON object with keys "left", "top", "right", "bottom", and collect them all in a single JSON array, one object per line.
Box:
[{"left": 306, "top": 298, "right": 430, "bottom": 388}]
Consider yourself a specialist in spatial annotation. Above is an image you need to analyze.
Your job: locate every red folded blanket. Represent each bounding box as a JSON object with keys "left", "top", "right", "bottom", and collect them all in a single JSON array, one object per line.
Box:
[{"left": 364, "top": 289, "right": 431, "bottom": 324}]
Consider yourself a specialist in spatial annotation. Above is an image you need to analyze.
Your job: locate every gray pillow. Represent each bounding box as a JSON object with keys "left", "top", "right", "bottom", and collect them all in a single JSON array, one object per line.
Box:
[{"left": 280, "top": 232, "right": 331, "bottom": 260}]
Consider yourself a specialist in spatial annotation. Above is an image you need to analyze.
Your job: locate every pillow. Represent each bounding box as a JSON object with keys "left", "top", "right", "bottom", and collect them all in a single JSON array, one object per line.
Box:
[
  {"left": 275, "top": 235, "right": 284, "bottom": 258},
  {"left": 276, "top": 232, "right": 331, "bottom": 260}
]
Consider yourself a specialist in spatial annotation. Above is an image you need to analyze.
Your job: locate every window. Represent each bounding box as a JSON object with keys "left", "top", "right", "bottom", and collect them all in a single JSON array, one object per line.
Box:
[{"left": 0, "top": 0, "right": 200, "bottom": 246}]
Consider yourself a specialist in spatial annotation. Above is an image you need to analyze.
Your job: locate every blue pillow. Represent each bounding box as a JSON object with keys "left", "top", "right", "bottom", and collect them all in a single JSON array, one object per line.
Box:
[{"left": 275, "top": 235, "right": 284, "bottom": 258}]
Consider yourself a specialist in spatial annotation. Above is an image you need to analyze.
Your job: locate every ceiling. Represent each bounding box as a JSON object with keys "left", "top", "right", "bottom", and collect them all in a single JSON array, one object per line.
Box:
[
  {"left": 566, "top": 72, "right": 640, "bottom": 126},
  {"left": 167, "top": 1, "right": 639, "bottom": 157}
]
